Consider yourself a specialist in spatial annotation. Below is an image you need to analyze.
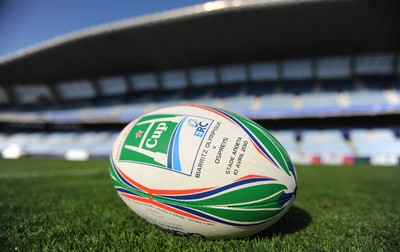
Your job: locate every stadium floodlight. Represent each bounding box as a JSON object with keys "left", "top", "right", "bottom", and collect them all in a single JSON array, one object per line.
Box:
[{"left": 0, "top": 86, "right": 9, "bottom": 104}]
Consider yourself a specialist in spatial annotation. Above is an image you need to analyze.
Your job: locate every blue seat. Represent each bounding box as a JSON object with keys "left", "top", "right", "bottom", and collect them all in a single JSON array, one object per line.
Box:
[
  {"left": 259, "top": 94, "right": 295, "bottom": 110},
  {"left": 351, "top": 129, "right": 400, "bottom": 155},
  {"left": 223, "top": 95, "right": 254, "bottom": 114},
  {"left": 348, "top": 91, "right": 388, "bottom": 106},
  {"left": 301, "top": 92, "right": 339, "bottom": 108},
  {"left": 301, "top": 130, "right": 352, "bottom": 155},
  {"left": 272, "top": 130, "right": 297, "bottom": 155}
]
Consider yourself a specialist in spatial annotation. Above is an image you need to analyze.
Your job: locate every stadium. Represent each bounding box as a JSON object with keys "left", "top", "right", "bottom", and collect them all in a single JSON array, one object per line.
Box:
[{"left": 1, "top": 0, "right": 399, "bottom": 250}]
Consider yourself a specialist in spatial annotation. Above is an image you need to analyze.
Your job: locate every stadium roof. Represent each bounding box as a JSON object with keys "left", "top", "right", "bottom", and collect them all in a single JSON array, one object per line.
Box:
[{"left": 0, "top": 0, "right": 399, "bottom": 84}]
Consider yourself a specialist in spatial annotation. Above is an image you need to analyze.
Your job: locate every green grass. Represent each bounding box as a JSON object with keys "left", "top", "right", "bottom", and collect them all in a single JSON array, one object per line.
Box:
[{"left": 1, "top": 158, "right": 399, "bottom": 251}]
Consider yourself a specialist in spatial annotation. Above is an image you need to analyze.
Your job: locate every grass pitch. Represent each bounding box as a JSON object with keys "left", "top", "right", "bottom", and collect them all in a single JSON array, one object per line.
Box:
[{"left": 1, "top": 158, "right": 399, "bottom": 251}]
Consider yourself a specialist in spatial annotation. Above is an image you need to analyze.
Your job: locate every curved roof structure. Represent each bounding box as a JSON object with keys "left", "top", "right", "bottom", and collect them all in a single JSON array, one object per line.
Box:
[{"left": 0, "top": 0, "right": 399, "bottom": 84}]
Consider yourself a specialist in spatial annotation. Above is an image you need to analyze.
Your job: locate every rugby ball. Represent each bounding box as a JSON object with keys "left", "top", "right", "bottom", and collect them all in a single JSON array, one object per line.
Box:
[{"left": 109, "top": 104, "right": 297, "bottom": 239}]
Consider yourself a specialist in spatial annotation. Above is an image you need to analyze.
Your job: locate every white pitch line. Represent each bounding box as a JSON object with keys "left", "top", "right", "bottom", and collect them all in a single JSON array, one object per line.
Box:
[{"left": 0, "top": 168, "right": 102, "bottom": 179}]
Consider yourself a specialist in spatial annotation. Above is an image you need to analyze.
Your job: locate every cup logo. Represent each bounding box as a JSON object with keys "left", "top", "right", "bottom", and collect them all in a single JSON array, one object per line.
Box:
[{"left": 119, "top": 114, "right": 213, "bottom": 176}]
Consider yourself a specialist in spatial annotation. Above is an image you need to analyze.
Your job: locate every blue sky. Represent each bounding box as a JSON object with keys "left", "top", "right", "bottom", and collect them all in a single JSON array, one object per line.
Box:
[{"left": 0, "top": 0, "right": 208, "bottom": 57}]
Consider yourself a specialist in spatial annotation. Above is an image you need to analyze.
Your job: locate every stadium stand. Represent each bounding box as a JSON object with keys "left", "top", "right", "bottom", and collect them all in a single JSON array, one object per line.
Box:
[
  {"left": 300, "top": 130, "right": 353, "bottom": 161},
  {"left": 2, "top": 54, "right": 399, "bottom": 123},
  {"left": 0, "top": 0, "right": 399, "bottom": 165},
  {"left": 0, "top": 131, "right": 119, "bottom": 159},
  {"left": 351, "top": 129, "right": 400, "bottom": 156},
  {"left": 259, "top": 94, "right": 295, "bottom": 110},
  {"left": 271, "top": 130, "right": 298, "bottom": 157},
  {"left": 300, "top": 92, "right": 339, "bottom": 109},
  {"left": 347, "top": 90, "right": 388, "bottom": 107},
  {"left": 222, "top": 94, "right": 254, "bottom": 115},
  {"left": 2, "top": 128, "right": 399, "bottom": 164}
]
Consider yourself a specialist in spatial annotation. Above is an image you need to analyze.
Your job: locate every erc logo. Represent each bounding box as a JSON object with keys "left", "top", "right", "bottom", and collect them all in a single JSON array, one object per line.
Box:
[{"left": 119, "top": 114, "right": 213, "bottom": 175}]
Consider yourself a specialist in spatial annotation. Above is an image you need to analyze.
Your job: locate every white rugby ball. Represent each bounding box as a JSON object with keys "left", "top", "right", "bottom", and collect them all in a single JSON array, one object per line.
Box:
[{"left": 109, "top": 104, "right": 297, "bottom": 239}]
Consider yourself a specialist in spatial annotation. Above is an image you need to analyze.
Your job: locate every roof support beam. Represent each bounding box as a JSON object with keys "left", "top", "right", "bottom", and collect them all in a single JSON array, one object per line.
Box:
[
  {"left": 122, "top": 74, "right": 134, "bottom": 94},
  {"left": 46, "top": 82, "right": 62, "bottom": 104},
  {"left": 155, "top": 72, "right": 163, "bottom": 91},
  {"left": 90, "top": 78, "right": 102, "bottom": 101},
  {"left": 0, "top": 84, "right": 16, "bottom": 105}
]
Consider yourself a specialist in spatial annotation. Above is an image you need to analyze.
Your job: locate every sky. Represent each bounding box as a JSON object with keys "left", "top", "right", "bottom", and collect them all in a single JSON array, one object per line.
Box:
[{"left": 0, "top": 0, "right": 209, "bottom": 57}]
